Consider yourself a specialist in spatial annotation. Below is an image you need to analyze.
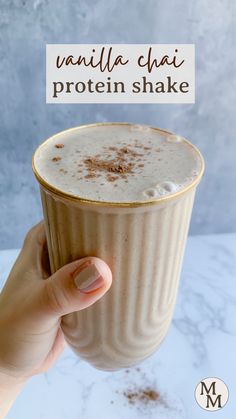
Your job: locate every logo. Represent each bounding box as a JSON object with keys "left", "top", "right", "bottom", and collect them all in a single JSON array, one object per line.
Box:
[{"left": 195, "top": 377, "right": 229, "bottom": 411}]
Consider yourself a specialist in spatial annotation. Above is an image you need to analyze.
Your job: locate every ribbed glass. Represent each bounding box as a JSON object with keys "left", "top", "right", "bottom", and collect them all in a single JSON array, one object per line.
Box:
[{"left": 41, "top": 188, "right": 195, "bottom": 370}]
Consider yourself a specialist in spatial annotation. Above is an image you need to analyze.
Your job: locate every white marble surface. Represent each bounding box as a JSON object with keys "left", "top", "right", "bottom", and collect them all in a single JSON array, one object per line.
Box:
[{"left": 1, "top": 233, "right": 236, "bottom": 418}]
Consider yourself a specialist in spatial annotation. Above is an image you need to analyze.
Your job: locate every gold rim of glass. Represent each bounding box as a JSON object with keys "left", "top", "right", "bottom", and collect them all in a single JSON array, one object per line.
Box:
[{"left": 32, "top": 122, "right": 205, "bottom": 208}]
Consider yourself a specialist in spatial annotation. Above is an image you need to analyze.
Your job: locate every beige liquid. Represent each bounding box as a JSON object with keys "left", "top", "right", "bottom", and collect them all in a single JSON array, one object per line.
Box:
[
  {"left": 33, "top": 123, "right": 204, "bottom": 370},
  {"left": 34, "top": 124, "right": 201, "bottom": 202}
]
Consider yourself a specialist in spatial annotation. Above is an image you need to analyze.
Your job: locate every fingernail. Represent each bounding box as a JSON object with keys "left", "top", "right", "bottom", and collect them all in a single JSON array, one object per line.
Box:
[{"left": 73, "top": 261, "right": 104, "bottom": 294}]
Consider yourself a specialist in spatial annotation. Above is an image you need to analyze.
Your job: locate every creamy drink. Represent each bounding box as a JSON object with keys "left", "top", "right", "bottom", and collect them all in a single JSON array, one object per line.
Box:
[{"left": 33, "top": 123, "right": 204, "bottom": 370}]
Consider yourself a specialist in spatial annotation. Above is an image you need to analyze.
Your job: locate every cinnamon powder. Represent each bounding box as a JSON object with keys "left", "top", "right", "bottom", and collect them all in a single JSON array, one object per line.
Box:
[
  {"left": 124, "top": 388, "right": 160, "bottom": 405},
  {"left": 82, "top": 145, "right": 145, "bottom": 182},
  {"left": 54, "top": 143, "right": 64, "bottom": 149},
  {"left": 52, "top": 156, "right": 61, "bottom": 162},
  {"left": 52, "top": 141, "right": 159, "bottom": 183},
  {"left": 83, "top": 157, "right": 134, "bottom": 176}
]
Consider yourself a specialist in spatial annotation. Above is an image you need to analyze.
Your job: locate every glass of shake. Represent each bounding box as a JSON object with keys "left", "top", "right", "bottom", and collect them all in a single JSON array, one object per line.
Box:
[{"left": 32, "top": 123, "right": 204, "bottom": 370}]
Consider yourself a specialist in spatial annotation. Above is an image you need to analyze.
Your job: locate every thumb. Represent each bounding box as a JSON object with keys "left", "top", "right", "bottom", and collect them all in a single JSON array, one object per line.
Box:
[{"left": 42, "top": 257, "right": 112, "bottom": 317}]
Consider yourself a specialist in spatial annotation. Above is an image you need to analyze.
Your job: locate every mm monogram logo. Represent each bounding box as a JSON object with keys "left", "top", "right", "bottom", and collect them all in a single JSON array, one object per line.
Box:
[{"left": 195, "top": 377, "right": 229, "bottom": 411}]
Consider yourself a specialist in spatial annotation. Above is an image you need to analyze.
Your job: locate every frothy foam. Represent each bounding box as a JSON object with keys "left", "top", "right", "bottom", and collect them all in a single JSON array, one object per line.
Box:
[
  {"left": 167, "top": 134, "right": 183, "bottom": 143},
  {"left": 130, "top": 124, "right": 152, "bottom": 133},
  {"left": 33, "top": 124, "right": 202, "bottom": 203}
]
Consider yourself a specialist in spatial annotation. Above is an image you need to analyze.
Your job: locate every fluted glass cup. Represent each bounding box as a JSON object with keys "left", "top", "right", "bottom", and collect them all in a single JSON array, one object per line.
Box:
[{"left": 32, "top": 123, "right": 204, "bottom": 371}]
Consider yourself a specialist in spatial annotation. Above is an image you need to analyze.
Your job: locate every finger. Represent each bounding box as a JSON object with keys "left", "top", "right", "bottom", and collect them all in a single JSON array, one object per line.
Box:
[
  {"left": 23, "top": 221, "right": 46, "bottom": 250},
  {"left": 41, "top": 257, "right": 112, "bottom": 317},
  {"left": 20, "top": 221, "right": 50, "bottom": 278}
]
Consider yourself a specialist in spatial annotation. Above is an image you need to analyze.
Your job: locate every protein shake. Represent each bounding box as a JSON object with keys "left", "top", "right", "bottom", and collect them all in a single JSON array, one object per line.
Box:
[{"left": 32, "top": 123, "right": 204, "bottom": 370}]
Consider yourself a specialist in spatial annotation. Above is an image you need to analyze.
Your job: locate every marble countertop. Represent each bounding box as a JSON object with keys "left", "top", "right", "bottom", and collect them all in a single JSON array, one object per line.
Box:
[{"left": 1, "top": 233, "right": 235, "bottom": 419}]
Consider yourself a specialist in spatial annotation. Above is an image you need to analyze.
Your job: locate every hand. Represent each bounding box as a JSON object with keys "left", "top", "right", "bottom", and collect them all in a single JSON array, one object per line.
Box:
[{"left": 0, "top": 222, "right": 112, "bottom": 417}]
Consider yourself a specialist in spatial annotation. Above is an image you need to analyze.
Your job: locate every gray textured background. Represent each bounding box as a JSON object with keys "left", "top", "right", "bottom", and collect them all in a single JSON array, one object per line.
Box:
[{"left": 0, "top": 0, "right": 235, "bottom": 250}]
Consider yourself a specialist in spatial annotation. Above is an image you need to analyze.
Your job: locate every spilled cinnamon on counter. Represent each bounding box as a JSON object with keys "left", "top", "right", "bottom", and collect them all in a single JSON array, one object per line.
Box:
[{"left": 123, "top": 388, "right": 160, "bottom": 405}]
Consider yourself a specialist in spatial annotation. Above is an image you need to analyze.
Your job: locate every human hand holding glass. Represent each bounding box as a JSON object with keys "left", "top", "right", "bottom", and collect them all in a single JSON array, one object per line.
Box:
[{"left": 0, "top": 222, "right": 112, "bottom": 418}]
